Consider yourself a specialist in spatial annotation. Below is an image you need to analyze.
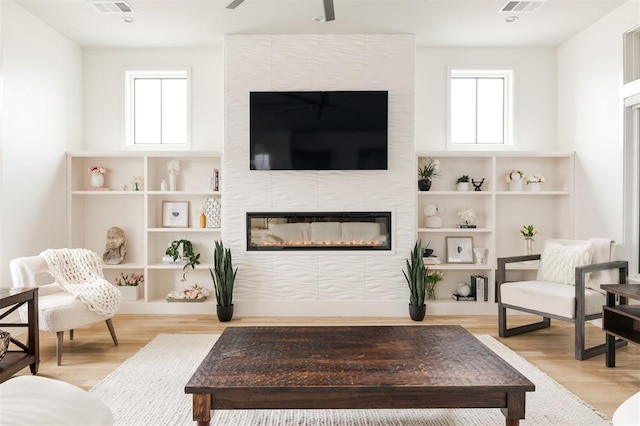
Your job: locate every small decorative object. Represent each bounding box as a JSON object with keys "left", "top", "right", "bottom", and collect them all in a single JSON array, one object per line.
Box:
[
  {"left": 102, "top": 227, "right": 127, "bottom": 265},
  {"left": 88, "top": 165, "right": 107, "bottom": 189},
  {"left": 160, "top": 180, "right": 168, "bottom": 191},
  {"left": 162, "top": 201, "right": 189, "bottom": 227},
  {"left": 165, "top": 239, "right": 201, "bottom": 284},
  {"left": 456, "top": 282, "right": 471, "bottom": 297},
  {"left": 403, "top": 241, "right": 427, "bottom": 321},
  {"left": 455, "top": 175, "right": 470, "bottom": 191},
  {"left": 0, "top": 329, "right": 10, "bottom": 361},
  {"left": 209, "top": 240, "right": 237, "bottom": 322},
  {"left": 204, "top": 197, "right": 222, "bottom": 228},
  {"left": 457, "top": 207, "right": 477, "bottom": 228},
  {"left": 519, "top": 224, "right": 538, "bottom": 255},
  {"left": 446, "top": 236, "right": 474, "bottom": 263},
  {"left": 114, "top": 272, "right": 143, "bottom": 301},
  {"left": 198, "top": 206, "right": 206, "bottom": 228},
  {"left": 506, "top": 170, "right": 525, "bottom": 191},
  {"left": 425, "top": 270, "right": 444, "bottom": 300},
  {"left": 132, "top": 176, "right": 143, "bottom": 191},
  {"left": 166, "top": 284, "right": 209, "bottom": 302},
  {"left": 472, "top": 178, "right": 485, "bottom": 191},
  {"left": 473, "top": 247, "right": 487, "bottom": 264},
  {"left": 424, "top": 204, "right": 442, "bottom": 229},
  {"left": 167, "top": 160, "right": 180, "bottom": 191},
  {"left": 526, "top": 174, "right": 545, "bottom": 192},
  {"left": 209, "top": 169, "right": 220, "bottom": 191},
  {"left": 418, "top": 157, "right": 440, "bottom": 191}
]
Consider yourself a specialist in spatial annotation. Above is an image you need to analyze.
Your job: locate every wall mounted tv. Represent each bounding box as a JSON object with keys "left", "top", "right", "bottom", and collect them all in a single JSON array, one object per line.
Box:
[{"left": 250, "top": 91, "right": 388, "bottom": 170}]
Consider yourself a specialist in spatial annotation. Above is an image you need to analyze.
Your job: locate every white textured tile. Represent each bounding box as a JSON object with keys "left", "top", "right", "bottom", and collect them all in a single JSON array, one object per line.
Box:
[
  {"left": 272, "top": 35, "right": 320, "bottom": 90},
  {"left": 318, "top": 256, "right": 366, "bottom": 300},
  {"left": 271, "top": 257, "right": 319, "bottom": 299},
  {"left": 365, "top": 257, "right": 406, "bottom": 300}
]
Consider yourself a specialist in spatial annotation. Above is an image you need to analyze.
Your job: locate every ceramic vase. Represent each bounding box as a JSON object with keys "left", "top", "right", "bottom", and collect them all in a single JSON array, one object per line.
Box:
[
  {"left": 409, "top": 304, "right": 426, "bottom": 321},
  {"left": 524, "top": 238, "right": 535, "bottom": 255},
  {"left": 509, "top": 179, "right": 524, "bottom": 191},
  {"left": 90, "top": 173, "right": 104, "bottom": 188},
  {"left": 529, "top": 182, "right": 541, "bottom": 192},
  {"left": 418, "top": 179, "right": 432, "bottom": 191},
  {"left": 169, "top": 171, "right": 178, "bottom": 191}
]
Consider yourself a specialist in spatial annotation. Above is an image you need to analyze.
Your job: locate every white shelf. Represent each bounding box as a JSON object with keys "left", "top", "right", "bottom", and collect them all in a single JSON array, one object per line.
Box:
[
  {"left": 418, "top": 227, "right": 491, "bottom": 233},
  {"left": 147, "top": 228, "right": 222, "bottom": 233},
  {"left": 427, "top": 264, "right": 493, "bottom": 270}
]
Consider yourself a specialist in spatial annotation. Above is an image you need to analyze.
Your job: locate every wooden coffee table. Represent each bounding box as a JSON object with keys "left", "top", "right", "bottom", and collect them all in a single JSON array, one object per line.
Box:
[{"left": 185, "top": 325, "right": 534, "bottom": 426}]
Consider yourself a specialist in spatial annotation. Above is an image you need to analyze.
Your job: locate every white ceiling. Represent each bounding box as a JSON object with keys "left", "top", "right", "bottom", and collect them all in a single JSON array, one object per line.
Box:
[{"left": 13, "top": 0, "right": 628, "bottom": 48}]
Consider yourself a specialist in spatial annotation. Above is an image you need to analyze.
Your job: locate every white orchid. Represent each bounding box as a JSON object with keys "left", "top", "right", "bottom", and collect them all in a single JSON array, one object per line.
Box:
[
  {"left": 457, "top": 208, "right": 476, "bottom": 225},
  {"left": 167, "top": 160, "right": 181, "bottom": 173},
  {"left": 424, "top": 204, "right": 440, "bottom": 217}
]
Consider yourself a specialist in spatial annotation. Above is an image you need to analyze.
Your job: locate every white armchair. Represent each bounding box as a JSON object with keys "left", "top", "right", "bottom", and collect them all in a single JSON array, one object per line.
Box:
[
  {"left": 10, "top": 249, "right": 121, "bottom": 365},
  {"left": 497, "top": 238, "right": 628, "bottom": 360}
]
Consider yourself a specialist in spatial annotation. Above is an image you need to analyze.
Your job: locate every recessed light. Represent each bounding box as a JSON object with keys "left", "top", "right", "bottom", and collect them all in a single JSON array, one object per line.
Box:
[
  {"left": 312, "top": 16, "right": 326, "bottom": 23},
  {"left": 122, "top": 16, "right": 135, "bottom": 23},
  {"left": 505, "top": 16, "right": 518, "bottom": 23}
]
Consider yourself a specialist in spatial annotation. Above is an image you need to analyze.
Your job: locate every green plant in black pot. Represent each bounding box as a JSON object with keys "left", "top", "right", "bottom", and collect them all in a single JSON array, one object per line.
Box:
[
  {"left": 403, "top": 240, "right": 427, "bottom": 321},
  {"left": 165, "top": 239, "right": 201, "bottom": 283},
  {"left": 209, "top": 240, "right": 237, "bottom": 322}
]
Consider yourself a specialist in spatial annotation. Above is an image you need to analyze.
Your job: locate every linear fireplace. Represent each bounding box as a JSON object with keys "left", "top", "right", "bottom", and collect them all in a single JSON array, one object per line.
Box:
[{"left": 247, "top": 212, "right": 392, "bottom": 251}]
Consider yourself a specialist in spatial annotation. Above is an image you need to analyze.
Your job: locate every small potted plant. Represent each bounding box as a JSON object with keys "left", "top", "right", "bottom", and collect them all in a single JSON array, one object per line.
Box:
[
  {"left": 526, "top": 174, "right": 545, "bottom": 192},
  {"left": 403, "top": 241, "right": 427, "bottom": 321},
  {"left": 519, "top": 224, "right": 538, "bottom": 255},
  {"left": 506, "top": 170, "right": 526, "bottom": 191},
  {"left": 209, "top": 240, "right": 237, "bottom": 322},
  {"left": 418, "top": 157, "right": 440, "bottom": 191},
  {"left": 165, "top": 239, "right": 201, "bottom": 284},
  {"left": 457, "top": 207, "right": 477, "bottom": 228},
  {"left": 114, "top": 272, "right": 144, "bottom": 301},
  {"left": 456, "top": 175, "right": 470, "bottom": 191}
]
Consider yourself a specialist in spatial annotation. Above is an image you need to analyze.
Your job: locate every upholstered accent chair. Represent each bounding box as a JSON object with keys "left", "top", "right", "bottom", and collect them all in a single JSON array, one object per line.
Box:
[
  {"left": 497, "top": 239, "right": 628, "bottom": 360},
  {"left": 10, "top": 251, "right": 121, "bottom": 365}
]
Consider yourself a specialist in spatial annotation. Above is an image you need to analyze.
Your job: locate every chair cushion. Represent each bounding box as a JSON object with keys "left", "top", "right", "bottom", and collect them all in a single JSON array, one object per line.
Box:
[
  {"left": 501, "top": 280, "right": 605, "bottom": 318},
  {"left": 0, "top": 376, "right": 113, "bottom": 426},
  {"left": 537, "top": 242, "right": 592, "bottom": 285},
  {"left": 20, "top": 292, "right": 113, "bottom": 332}
]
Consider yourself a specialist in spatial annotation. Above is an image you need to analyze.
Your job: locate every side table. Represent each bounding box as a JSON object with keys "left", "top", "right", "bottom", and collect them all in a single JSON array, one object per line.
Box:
[
  {"left": 0, "top": 287, "right": 39, "bottom": 382},
  {"left": 602, "top": 284, "right": 640, "bottom": 367}
]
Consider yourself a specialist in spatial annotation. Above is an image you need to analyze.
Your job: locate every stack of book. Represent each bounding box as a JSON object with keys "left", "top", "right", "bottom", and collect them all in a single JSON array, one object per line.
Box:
[
  {"left": 423, "top": 256, "right": 441, "bottom": 265},
  {"left": 471, "top": 275, "right": 489, "bottom": 302}
]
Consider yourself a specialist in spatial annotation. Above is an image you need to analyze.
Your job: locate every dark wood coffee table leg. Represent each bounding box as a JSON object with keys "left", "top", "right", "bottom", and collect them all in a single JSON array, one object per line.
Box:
[
  {"left": 192, "top": 393, "right": 211, "bottom": 426},
  {"left": 501, "top": 392, "right": 525, "bottom": 426}
]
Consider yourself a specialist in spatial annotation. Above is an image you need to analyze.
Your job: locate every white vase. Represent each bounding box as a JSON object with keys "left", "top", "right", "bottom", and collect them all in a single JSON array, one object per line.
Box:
[
  {"left": 90, "top": 173, "right": 104, "bottom": 188},
  {"left": 529, "top": 182, "right": 541, "bottom": 192},
  {"left": 509, "top": 179, "right": 524, "bottom": 191},
  {"left": 169, "top": 172, "right": 178, "bottom": 191},
  {"left": 457, "top": 182, "right": 470, "bottom": 191},
  {"left": 425, "top": 216, "right": 442, "bottom": 229},
  {"left": 524, "top": 238, "right": 535, "bottom": 255},
  {"left": 473, "top": 247, "right": 487, "bottom": 264}
]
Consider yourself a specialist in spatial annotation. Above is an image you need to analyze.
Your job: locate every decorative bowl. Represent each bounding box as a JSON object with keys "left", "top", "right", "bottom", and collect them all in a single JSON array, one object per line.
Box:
[{"left": 0, "top": 330, "right": 11, "bottom": 361}]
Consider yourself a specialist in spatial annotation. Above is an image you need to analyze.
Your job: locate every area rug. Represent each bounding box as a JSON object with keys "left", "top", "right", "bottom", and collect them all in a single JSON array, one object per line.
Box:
[{"left": 90, "top": 333, "right": 610, "bottom": 425}]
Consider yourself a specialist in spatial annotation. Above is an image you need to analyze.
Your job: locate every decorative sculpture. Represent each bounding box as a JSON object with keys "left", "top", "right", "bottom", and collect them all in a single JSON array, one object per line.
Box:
[
  {"left": 472, "top": 178, "right": 485, "bottom": 191},
  {"left": 103, "top": 227, "right": 127, "bottom": 265}
]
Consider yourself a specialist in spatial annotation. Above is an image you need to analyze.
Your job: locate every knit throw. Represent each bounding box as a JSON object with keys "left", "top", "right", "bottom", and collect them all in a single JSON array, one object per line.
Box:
[{"left": 40, "top": 248, "right": 121, "bottom": 316}]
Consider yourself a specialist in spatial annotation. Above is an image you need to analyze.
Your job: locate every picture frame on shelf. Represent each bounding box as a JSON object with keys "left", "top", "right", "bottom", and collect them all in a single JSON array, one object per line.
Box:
[
  {"left": 162, "top": 201, "right": 189, "bottom": 228},
  {"left": 446, "top": 236, "right": 474, "bottom": 264}
]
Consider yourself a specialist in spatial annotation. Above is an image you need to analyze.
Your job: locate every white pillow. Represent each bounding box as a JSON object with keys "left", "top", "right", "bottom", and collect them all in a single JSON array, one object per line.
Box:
[{"left": 536, "top": 242, "right": 592, "bottom": 285}]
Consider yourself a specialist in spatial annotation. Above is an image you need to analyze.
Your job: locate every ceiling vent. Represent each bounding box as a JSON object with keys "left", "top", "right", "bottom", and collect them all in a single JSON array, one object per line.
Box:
[
  {"left": 88, "top": 0, "right": 135, "bottom": 14},
  {"left": 499, "top": 0, "right": 546, "bottom": 13}
]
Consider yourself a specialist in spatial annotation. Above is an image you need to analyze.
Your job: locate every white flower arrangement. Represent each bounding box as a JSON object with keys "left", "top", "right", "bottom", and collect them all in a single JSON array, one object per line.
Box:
[
  {"left": 519, "top": 224, "right": 538, "bottom": 238},
  {"left": 505, "top": 170, "right": 525, "bottom": 183},
  {"left": 457, "top": 208, "right": 476, "bottom": 225},
  {"left": 424, "top": 204, "right": 440, "bottom": 217},
  {"left": 167, "top": 160, "right": 181, "bottom": 173},
  {"left": 526, "top": 174, "right": 545, "bottom": 184}
]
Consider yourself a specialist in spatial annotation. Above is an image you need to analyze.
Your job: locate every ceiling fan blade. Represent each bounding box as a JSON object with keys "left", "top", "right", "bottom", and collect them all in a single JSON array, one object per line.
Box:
[
  {"left": 226, "top": 0, "right": 246, "bottom": 10},
  {"left": 323, "top": 0, "right": 335, "bottom": 22}
]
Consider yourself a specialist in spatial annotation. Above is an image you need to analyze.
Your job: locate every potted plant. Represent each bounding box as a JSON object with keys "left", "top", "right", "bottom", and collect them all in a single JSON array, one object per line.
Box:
[
  {"left": 209, "top": 240, "right": 237, "bottom": 322},
  {"left": 403, "top": 240, "right": 427, "bottom": 321},
  {"left": 418, "top": 157, "right": 440, "bottom": 191},
  {"left": 506, "top": 169, "right": 526, "bottom": 191},
  {"left": 526, "top": 174, "right": 545, "bottom": 192},
  {"left": 114, "top": 272, "right": 144, "bottom": 301},
  {"left": 456, "top": 175, "right": 470, "bottom": 191},
  {"left": 165, "top": 239, "right": 201, "bottom": 284}
]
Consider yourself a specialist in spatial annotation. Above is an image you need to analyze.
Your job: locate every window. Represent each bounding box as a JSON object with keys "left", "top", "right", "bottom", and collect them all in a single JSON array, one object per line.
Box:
[
  {"left": 125, "top": 70, "right": 190, "bottom": 147},
  {"left": 449, "top": 69, "right": 514, "bottom": 146}
]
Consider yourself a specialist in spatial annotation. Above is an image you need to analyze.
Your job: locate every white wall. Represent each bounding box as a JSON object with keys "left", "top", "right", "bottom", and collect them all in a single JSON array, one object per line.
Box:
[
  {"left": 0, "top": 0, "right": 83, "bottom": 286},
  {"left": 82, "top": 48, "right": 224, "bottom": 151},
  {"left": 557, "top": 0, "right": 640, "bottom": 243},
  {"left": 415, "top": 47, "right": 557, "bottom": 151},
  {"left": 225, "top": 35, "right": 415, "bottom": 316}
]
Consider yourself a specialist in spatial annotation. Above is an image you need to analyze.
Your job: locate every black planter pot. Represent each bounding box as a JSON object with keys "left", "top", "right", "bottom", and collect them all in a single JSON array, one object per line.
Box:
[
  {"left": 216, "top": 304, "right": 234, "bottom": 322},
  {"left": 418, "top": 179, "right": 432, "bottom": 191},
  {"left": 409, "top": 304, "right": 426, "bottom": 321}
]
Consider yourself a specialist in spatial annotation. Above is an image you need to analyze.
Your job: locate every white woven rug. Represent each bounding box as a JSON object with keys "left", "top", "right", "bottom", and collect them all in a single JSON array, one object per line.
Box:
[{"left": 90, "top": 333, "right": 610, "bottom": 426}]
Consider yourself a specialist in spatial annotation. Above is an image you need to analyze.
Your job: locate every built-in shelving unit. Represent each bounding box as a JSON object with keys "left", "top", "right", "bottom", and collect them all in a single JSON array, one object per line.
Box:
[
  {"left": 67, "top": 151, "right": 223, "bottom": 314},
  {"left": 416, "top": 151, "right": 575, "bottom": 314}
]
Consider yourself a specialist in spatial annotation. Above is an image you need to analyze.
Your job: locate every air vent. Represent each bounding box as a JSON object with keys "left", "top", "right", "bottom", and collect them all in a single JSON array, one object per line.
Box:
[
  {"left": 88, "top": 0, "right": 135, "bottom": 14},
  {"left": 499, "top": 0, "right": 546, "bottom": 13}
]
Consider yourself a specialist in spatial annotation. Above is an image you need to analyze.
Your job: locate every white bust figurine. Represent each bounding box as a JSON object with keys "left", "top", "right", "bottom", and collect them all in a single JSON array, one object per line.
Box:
[{"left": 424, "top": 204, "right": 442, "bottom": 229}]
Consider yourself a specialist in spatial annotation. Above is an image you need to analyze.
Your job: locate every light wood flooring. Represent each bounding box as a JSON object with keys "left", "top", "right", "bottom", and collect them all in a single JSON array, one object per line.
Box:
[{"left": 15, "top": 314, "right": 640, "bottom": 420}]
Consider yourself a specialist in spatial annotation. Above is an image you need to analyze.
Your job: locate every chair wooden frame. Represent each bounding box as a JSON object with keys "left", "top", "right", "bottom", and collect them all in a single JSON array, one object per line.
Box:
[{"left": 497, "top": 254, "right": 628, "bottom": 360}]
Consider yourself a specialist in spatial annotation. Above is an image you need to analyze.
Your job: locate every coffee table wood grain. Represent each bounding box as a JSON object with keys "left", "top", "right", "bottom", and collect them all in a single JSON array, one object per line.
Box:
[{"left": 185, "top": 325, "right": 534, "bottom": 425}]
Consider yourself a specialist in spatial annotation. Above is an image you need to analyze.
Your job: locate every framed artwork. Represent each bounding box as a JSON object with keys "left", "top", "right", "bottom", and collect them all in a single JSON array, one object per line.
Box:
[
  {"left": 446, "top": 236, "right": 474, "bottom": 263},
  {"left": 162, "top": 201, "right": 189, "bottom": 228}
]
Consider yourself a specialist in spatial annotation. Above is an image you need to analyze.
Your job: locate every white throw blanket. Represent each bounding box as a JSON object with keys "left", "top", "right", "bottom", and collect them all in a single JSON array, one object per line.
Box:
[
  {"left": 587, "top": 238, "right": 614, "bottom": 293},
  {"left": 40, "top": 248, "right": 121, "bottom": 316}
]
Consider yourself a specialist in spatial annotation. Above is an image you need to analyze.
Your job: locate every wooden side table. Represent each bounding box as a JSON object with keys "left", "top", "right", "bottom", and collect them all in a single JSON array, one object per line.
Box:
[
  {"left": 0, "top": 287, "right": 39, "bottom": 383},
  {"left": 602, "top": 284, "right": 640, "bottom": 367}
]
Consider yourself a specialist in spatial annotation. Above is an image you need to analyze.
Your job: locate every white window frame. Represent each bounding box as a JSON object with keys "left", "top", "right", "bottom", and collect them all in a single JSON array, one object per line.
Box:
[
  {"left": 447, "top": 68, "right": 515, "bottom": 150},
  {"left": 124, "top": 69, "right": 191, "bottom": 149}
]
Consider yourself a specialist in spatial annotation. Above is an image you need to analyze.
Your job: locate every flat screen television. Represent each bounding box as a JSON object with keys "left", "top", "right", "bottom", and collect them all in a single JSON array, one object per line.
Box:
[{"left": 250, "top": 91, "right": 388, "bottom": 170}]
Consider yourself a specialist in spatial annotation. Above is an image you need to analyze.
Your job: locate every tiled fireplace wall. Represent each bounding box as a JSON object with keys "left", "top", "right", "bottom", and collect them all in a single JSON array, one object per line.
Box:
[{"left": 224, "top": 34, "right": 415, "bottom": 316}]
